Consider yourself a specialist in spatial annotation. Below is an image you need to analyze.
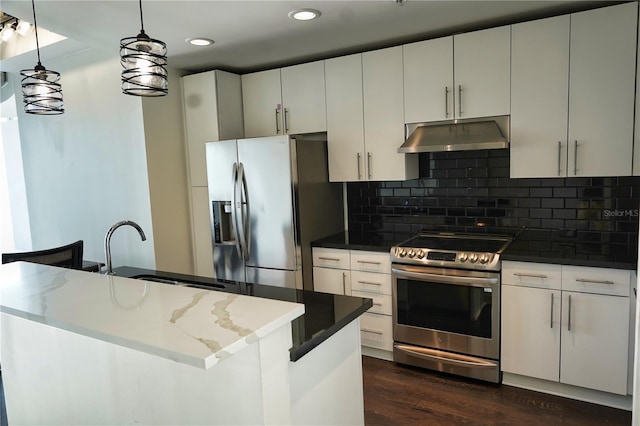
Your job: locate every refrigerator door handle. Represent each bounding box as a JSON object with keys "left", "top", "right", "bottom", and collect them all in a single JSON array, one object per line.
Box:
[
  {"left": 231, "top": 162, "right": 243, "bottom": 258},
  {"left": 237, "top": 162, "right": 251, "bottom": 260}
]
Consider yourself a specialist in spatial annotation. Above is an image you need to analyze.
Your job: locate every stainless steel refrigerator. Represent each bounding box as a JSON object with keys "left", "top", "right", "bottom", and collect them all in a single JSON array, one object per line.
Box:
[{"left": 205, "top": 134, "right": 344, "bottom": 290}]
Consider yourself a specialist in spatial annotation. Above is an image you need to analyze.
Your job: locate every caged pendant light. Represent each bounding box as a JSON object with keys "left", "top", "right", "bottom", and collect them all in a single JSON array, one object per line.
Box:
[
  {"left": 120, "top": 0, "right": 168, "bottom": 97},
  {"left": 20, "top": 0, "right": 64, "bottom": 115}
]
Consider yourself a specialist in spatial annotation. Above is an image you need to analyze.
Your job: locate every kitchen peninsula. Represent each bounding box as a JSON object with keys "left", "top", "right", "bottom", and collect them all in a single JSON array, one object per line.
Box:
[{"left": 0, "top": 261, "right": 371, "bottom": 425}]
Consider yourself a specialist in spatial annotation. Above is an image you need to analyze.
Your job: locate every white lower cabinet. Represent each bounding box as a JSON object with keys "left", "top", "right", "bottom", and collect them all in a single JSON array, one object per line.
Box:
[
  {"left": 502, "top": 261, "right": 633, "bottom": 396},
  {"left": 312, "top": 247, "right": 393, "bottom": 357},
  {"left": 312, "top": 267, "right": 350, "bottom": 296}
]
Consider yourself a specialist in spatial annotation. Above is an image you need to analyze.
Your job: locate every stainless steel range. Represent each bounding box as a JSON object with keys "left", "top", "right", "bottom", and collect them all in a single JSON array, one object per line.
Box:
[{"left": 390, "top": 232, "right": 513, "bottom": 383}]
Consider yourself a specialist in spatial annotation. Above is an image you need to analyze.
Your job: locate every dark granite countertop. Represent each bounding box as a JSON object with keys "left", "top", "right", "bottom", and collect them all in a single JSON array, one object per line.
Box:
[
  {"left": 311, "top": 228, "right": 638, "bottom": 271},
  {"left": 311, "top": 231, "right": 412, "bottom": 252},
  {"left": 501, "top": 229, "right": 637, "bottom": 270},
  {"left": 112, "top": 266, "right": 373, "bottom": 362}
]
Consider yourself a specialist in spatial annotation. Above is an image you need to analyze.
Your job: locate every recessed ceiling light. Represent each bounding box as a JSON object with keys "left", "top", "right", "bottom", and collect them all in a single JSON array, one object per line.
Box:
[
  {"left": 186, "top": 37, "right": 215, "bottom": 47},
  {"left": 288, "top": 9, "right": 321, "bottom": 21}
]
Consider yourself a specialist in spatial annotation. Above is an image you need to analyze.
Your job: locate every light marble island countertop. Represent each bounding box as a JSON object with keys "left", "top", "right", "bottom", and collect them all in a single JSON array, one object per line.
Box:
[{"left": 0, "top": 261, "right": 305, "bottom": 369}]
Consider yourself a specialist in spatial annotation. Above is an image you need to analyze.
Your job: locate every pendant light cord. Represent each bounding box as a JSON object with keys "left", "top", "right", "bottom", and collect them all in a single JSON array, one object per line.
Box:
[
  {"left": 30, "top": 0, "right": 42, "bottom": 66},
  {"left": 138, "top": 0, "right": 145, "bottom": 33}
]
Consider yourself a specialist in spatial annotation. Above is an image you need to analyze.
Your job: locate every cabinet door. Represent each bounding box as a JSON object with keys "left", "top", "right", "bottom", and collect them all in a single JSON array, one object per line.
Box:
[
  {"left": 325, "top": 54, "right": 366, "bottom": 182},
  {"left": 313, "top": 266, "right": 350, "bottom": 295},
  {"left": 191, "top": 187, "right": 214, "bottom": 278},
  {"left": 568, "top": 2, "right": 637, "bottom": 177},
  {"left": 280, "top": 61, "right": 326, "bottom": 134},
  {"left": 560, "top": 291, "right": 630, "bottom": 395},
  {"left": 182, "top": 71, "right": 221, "bottom": 186},
  {"left": 363, "top": 46, "right": 417, "bottom": 181},
  {"left": 403, "top": 36, "right": 454, "bottom": 123},
  {"left": 453, "top": 25, "right": 510, "bottom": 119},
  {"left": 510, "top": 16, "right": 570, "bottom": 178},
  {"left": 242, "top": 69, "right": 283, "bottom": 138},
  {"left": 501, "top": 285, "right": 561, "bottom": 381}
]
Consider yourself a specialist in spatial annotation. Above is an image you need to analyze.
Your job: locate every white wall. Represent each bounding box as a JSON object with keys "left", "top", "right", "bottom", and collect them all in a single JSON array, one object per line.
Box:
[
  {"left": 141, "top": 68, "right": 194, "bottom": 274},
  {"left": 12, "top": 47, "right": 156, "bottom": 269}
]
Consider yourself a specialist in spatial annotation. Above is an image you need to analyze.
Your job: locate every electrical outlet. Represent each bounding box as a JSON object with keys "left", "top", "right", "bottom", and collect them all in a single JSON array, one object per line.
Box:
[{"left": 559, "top": 228, "right": 577, "bottom": 238}]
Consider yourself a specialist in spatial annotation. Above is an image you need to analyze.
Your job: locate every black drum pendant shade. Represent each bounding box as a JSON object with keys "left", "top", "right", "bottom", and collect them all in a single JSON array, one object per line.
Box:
[
  {"left": 120, "top": 0, "right": 168, "bottom": 97},
  {"left": 20, "top": 0, "right": 64, "bottom": 115}
]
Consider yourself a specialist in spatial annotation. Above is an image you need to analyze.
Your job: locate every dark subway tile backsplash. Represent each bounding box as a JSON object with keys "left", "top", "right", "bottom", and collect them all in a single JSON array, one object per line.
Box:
[{"left": 347, "top": 149, "right": 640, "bottom": 253}]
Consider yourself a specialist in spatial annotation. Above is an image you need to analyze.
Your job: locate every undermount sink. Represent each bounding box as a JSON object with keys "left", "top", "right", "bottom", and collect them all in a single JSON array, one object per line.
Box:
[{"left": 131, "top": 274, "right": 226, "bottom": 290}]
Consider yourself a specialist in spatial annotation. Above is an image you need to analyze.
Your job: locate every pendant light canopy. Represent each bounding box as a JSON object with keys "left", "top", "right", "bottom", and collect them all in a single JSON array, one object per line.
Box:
[
  {"left": 120, "top": 0, "right": 168, "bottom": 97},
  {"left": 20, "top": 0, "right": 64, "bottom": 115}
]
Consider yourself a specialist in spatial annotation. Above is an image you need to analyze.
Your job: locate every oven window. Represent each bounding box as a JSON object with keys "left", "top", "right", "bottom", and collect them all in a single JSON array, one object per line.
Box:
[{"left": 396, "top": 277, "right": 493, "bottom": 338}]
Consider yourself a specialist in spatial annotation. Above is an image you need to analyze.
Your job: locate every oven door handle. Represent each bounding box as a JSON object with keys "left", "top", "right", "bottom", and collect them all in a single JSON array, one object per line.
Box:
[
  {"left": 391, "top": 267, "right": 498, "bottom": 287},
  {"left": 394, "top": 344, "right": 498, "bottom": 369}
]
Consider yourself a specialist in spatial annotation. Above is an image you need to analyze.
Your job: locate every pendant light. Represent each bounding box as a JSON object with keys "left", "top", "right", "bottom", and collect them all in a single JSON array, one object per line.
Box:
[
  {"left": 120, "top": 0, "right": 168, "bottom": 97},
  {"left": 19, "top": 0, "right": 64, "bottom": 115}
]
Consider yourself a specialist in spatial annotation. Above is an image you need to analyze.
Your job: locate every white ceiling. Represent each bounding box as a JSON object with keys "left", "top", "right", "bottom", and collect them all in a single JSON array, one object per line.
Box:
[{"left": 0, "top": 0, "right": 620, "bottom": 74}]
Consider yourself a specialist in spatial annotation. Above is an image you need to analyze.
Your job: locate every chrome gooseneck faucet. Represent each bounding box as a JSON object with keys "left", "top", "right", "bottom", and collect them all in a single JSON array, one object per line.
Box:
[{"left": 104, "top": 220, "right": 146, "bottom": 275}]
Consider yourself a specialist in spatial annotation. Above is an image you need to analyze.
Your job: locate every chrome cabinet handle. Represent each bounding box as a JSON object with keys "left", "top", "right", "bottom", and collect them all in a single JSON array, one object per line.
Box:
[
  {"left": 458, "top": 84, "right": 462, "bottom": 116},
  {"left": 567, "top": 294, "right": 572, "bottom": 331},
  {"left": 367, "top": 152, "right": 372, "bottom": 179},
  {"left": 361, "top": 328, "right": 383, "bottom": 335},
  {"left": 318, "top": 256, "right": 340, "bottom": 261},
  {"left": 445, "top": 86, "right": 449, "bottom": 118},
  {"left": 573, "top": 140, "right": 578, "bottom": 175},
  {"left": 550, "top": 293, "right": 554, "bottom": 329},
  {"left": 284, "top": 108, "right": 289, "bottom": 133},
  {"left": 275, "top": 108, "right": 280, "bottom": 134},
  {"left": 513, "top": 272, "right": 548, "bottom": 279},
  {"left": 557, "top": 141, "right": 562, "bottom": 176},
  {"left": 357, "top": 260, "right": 381, "bottom": 265},
  {"left": 357, "top": 153, "right": 362, "bottom": 180},
  {"left": 358, "top": 280, "right": 382, "bottom": 286},
  {"left": 342, "top": 272, "right": 346, "bottom": 294},
  {"left": 575, "top": 278, "right": 614, "bottom": 285}
]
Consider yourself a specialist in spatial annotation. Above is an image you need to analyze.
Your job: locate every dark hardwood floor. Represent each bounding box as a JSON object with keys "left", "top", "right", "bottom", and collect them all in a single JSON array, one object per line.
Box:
[{"left": 363, "top": 356, "right": 632, "bottom": 426}]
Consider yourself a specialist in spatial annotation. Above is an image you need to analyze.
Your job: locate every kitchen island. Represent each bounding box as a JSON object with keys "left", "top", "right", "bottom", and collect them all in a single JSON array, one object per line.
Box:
[{"left": 0, "top": 262, "right": 371, "bottom": 425}]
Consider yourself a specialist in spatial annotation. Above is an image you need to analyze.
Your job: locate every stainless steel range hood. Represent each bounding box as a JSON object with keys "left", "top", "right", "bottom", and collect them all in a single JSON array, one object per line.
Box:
[{"left": 399, "top": 116, "right": 510, "bottom": 154}]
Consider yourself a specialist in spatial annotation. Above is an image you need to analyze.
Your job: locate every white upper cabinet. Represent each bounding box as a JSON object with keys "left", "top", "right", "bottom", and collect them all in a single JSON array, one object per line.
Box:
[
  {"left": 280, "top": 61, "right": 327, "bottom": 134},
  {"left": 242, "top": 61, "right": 326, "bottom": 138},
  {"left": 568, "top": 2, "right": 637, "bottom": 177},
  {"left": 362, "top": 46, "right": 418, "bottom": 181},
  {"left": 182, "top": 70, "right": 244, "bottom": 187},
  {"left": 511, "top": 15, "right": 570, "bottom": 178},
  {"left": 511, "top": 2, "right": 637, "bottom": 178},
  {"left": 325, "top": 54, "right": 366, "bottom": 182},
  {"left": 326, "top": 49, "right": 418, "bottom": 182},
  {"left": 241, "top": 69, "right": 283, "bottom": 138},
  {"left": 453, "top": 25, "right": 511, "bottom": 119},
  {"left": 403, "top": 37, "right": 454, "bottom": 123},
  {"left": 403, "top": 26, "right": 510, "bottom": 123}
]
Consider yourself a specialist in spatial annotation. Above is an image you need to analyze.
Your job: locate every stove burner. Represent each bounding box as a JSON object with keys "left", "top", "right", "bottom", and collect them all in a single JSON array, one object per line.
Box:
[{"left": 390, "top": 232, "right": 513, "bottom": 271}]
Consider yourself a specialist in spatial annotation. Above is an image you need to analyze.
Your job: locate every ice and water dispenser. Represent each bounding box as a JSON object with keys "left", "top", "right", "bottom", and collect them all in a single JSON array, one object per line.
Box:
[{"left": 211, "top": 201, "right": 234, "bottom": 244}]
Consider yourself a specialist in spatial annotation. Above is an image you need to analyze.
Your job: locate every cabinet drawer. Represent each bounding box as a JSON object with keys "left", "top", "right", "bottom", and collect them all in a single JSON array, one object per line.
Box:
[
  {"left": 360, "top": 312, "right": 393, "bottom": 351},
  {"left": 312, "top": 248, "right": 350, "bottom": 269},
  {"left": 562, "top": 266, "right": 631, "bottom": 297},
  {"left": 351, "top": 270, "right": 392, "bottom": 295},
  {"left": 502, "top": 261, "right": 562, "bottom": 290},
  {"left": 352, "top": 291, "right": 392, "bottom": 315},
  {"left": 350, "top": 250, "right": 391, "bottom": 274}
]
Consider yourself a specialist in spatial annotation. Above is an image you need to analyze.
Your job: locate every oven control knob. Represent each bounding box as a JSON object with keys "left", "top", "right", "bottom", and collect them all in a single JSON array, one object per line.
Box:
[
  {"left": 458, "top": 253, "right": 468, "bottom": 262},
  {"left": 416, "top": 249, "right": 425, "bottom": 259},
  {"left": 469, "top": 253, "right": 479, "bottom": 263},
  {"left": 479, "top": 254, "right": 490, "bottom": 264},
  {"left": 398, "top": 248, "right": 407, "bottom": 257},
  {"left": 407, "top": 249, "right": 415, "bottom": 258}
]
